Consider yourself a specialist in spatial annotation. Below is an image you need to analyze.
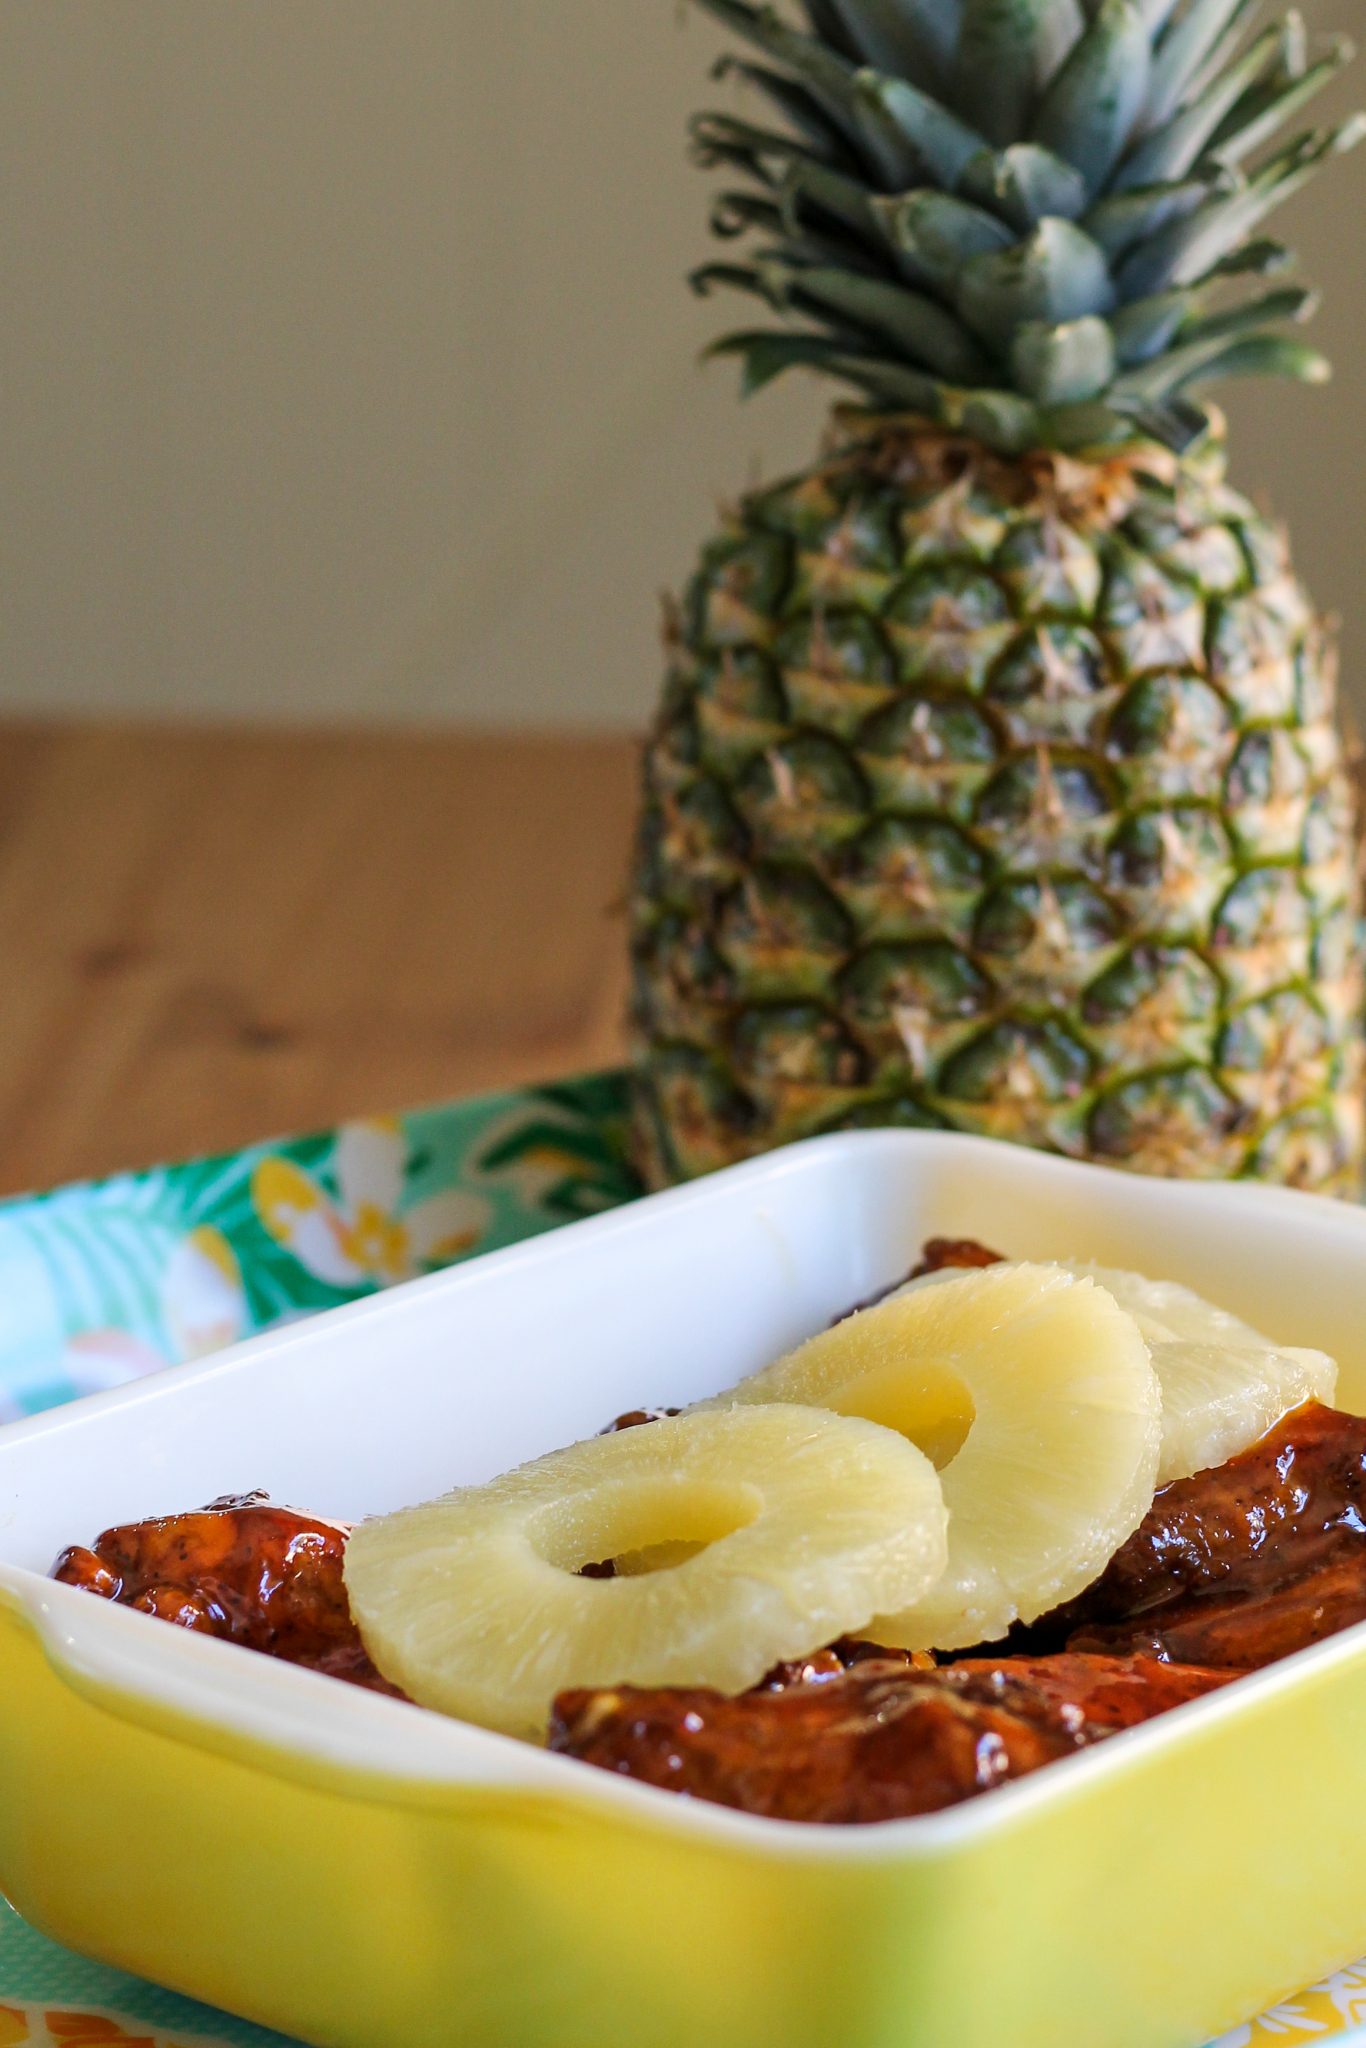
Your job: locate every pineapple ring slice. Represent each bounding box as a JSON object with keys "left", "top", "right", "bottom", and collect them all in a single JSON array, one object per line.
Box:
[
  {"left": 711, "top": 1263, "right": 1160, "bottom": 1652},
  {"left": 1054, "top": 1265, "right": 1337, "bottom": 1485},
  {"left": 344, "top": 1403, "right": 948, "bottom": 1741},
  {"left": 903, "top": 1262, "right": 1338, "bottom": 1485}
]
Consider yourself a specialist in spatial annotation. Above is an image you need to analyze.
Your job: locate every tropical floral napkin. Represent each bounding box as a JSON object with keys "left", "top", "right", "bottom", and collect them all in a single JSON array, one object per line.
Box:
[
  {"left": 0, "top": 1071, "right": 1361, "bottom": 2048},
  {"left": 0, "top": 1073, "right": 636, "bottom": 1424}
]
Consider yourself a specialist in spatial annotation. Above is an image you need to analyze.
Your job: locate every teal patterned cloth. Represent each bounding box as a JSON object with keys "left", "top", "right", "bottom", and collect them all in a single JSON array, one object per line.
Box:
[
  {"left": 0, "top": 1072, "right": 1361, "bottom": 2048},
  {"left": 0, "top": 1072, "right": 638, "bottom": 1422}
]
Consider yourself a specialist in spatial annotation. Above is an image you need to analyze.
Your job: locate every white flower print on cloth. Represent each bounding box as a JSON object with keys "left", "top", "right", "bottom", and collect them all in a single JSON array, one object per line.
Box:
[
  {"left": 0, "top": 2001, "right": 231, "bottom": 2045},
  {"left": 252, "top": 1119, "right": 489, "bottom": 1289},
  {"left": 1209, "top": 1958, "right": 1366, "bottom": 2043},
  {"left": 1322, "top": 1964, "right": 1366, "bottom": 2028},
  {"left": 63, "top": 1227, "right": 247, "bottom": 1390},
  {"left": 1216, "top": 2004, "right": 1328, "bottom": 2043},
  {"left": 36, "top": 1228, "right": 247, "bottom": 1413}
]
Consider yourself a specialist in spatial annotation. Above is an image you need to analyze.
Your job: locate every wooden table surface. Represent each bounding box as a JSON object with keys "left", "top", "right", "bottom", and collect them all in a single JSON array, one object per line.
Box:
[{"left": 0, "top": 723, "right": 637, "bottom": 1198}]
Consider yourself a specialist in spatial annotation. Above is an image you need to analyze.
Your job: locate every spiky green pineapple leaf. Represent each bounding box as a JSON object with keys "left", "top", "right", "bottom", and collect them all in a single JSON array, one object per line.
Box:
[
  {"left": 957, "top": 217, "right": 1117, "bottom": 340},
  {"left": 777, "top": 156, "right": 887, "bottom": 241},
  {"left": 826, "top": 0, "right": 961, "bottom": 86},
  {"left": 1106, "top": 278, "right": 1317, "bottom": 383},
  {"left": 691, "top": 259, "right": 778, "bottom": 305},
  {"left": 1144, "top": 0, "right": 1258, "bottom": 133},
  {"left": 1110, "top": 288, "right": 1191, "bottom": 365},
  {"left": 1032, "top": 0, "right": 1152, "bottom": 193},
  {"left": 960, "top": 142, "right": 1089, "bottom": 228},
  {"left": 877, "top": 190, "right": 1015, "bottom": 292},
  {"left": 1111, "top": 322, "right": 1328, "bottom": 403},
  {"left": 1180, "top": 281, "right": 1318, "bottom": 347},
  {"left": 1011, "top": 314, "right": 1117, "bottom": 403},
  {"left": 797, "top": 0, "right": 864, "bottom": 62},
  {"left": 1119, "top": 119, "right": 1366, "bottom": 296},
  {"left": 1212, "top": 35, "right": 1356, "bottom": 168},
  {"left": 683, "top": 0, "right": 1361, "bottom": 448},
  {"left": 849, "top": 69, "right": 987, "bottom": 190},
  {"left": 690, "top": 109, "right": 842, "bottom": 176},
  {"left": 1140, "top": 0, "right": 1185, "bottom": 28},
  {"left": 1115, "top": 22, "right": 1286, "bottom": 188},
  {"left": 705, "top": 326, "right": 932, "bottom": 402},
  {"left": 955, "top": 0, "right": 1086, "bottom": 149},
  {"left": 763, "top": 260, "right": 996, "bottom": 378},
  {"left": 710, "top": 188, "right": 880, "bottom": 271},
  {"left": 710, "top": 56, "right": 854, "bottom": 155},
  {"left": 1205, "top": 235, "right": 1294, "bottom": 278},
  {"left": 1085, "top": 179, "right": 1222, "bottom": 262}
]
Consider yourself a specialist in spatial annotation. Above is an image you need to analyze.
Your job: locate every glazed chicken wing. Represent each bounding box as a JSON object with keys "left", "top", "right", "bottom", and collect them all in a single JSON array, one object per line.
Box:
[
  {"left": 909, "top": 1237, "right": 1006, "bottom": 1279},
  {"left": 1046, "top": 1402, "right": 1366, "bottom": 1668},
  {"left": 53, "top": 1493, "right": 401, "bottom": 1695},
  {"left": 835, "top": 1235, "right": 1005, "bottom": 1323},
  {"left": 549, "top": 1654, "right": 1232, "bottom": 1825}
]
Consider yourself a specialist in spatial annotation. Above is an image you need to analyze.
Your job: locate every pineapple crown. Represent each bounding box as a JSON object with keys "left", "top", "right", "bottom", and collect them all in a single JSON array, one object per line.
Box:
[{"left": 688, "top": 0, "right": 1363, "bottom": 454}]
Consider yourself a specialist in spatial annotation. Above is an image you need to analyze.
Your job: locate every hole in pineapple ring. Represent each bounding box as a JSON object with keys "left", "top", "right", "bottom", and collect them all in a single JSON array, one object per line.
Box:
[
  {"left": 526, "top": 1477, "right": 764, "bottom": 1579},
  {"left": 828, "top": 1360, "right": 977, "bottom": 1471}
]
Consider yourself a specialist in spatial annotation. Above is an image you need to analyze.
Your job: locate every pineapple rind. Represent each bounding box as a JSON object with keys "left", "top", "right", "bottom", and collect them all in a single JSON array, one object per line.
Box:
[{"left": 630, "top": 419, "right": 1366, "bottom": 1192}]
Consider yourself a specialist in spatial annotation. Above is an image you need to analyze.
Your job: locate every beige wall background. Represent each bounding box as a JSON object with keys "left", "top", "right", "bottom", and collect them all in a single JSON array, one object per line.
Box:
[{"left": 4, "top": 1, "right": 1365, "bottom": 731}]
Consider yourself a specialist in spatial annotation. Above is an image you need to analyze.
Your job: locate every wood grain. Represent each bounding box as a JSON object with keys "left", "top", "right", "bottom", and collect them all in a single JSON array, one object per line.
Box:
[{"left": 0, "top": 723, "right": 638, "bottom": 1197}]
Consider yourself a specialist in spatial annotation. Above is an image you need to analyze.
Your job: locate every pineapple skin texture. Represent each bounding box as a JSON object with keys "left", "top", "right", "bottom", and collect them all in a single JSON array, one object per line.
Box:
[{"left": 629, "top": 416, "right": 1366, "bottom": 1193}]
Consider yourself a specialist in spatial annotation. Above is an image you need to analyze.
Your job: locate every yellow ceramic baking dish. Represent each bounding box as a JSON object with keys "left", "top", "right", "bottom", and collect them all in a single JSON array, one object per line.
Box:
[{"left": 2, "top": 1130, "right": 1366, "bottom": 2048}]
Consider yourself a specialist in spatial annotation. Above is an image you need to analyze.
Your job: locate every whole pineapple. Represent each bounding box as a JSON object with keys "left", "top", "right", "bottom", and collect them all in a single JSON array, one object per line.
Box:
[{"left": 630, "top": 0, "right": 1366, "bottom": 1192}]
